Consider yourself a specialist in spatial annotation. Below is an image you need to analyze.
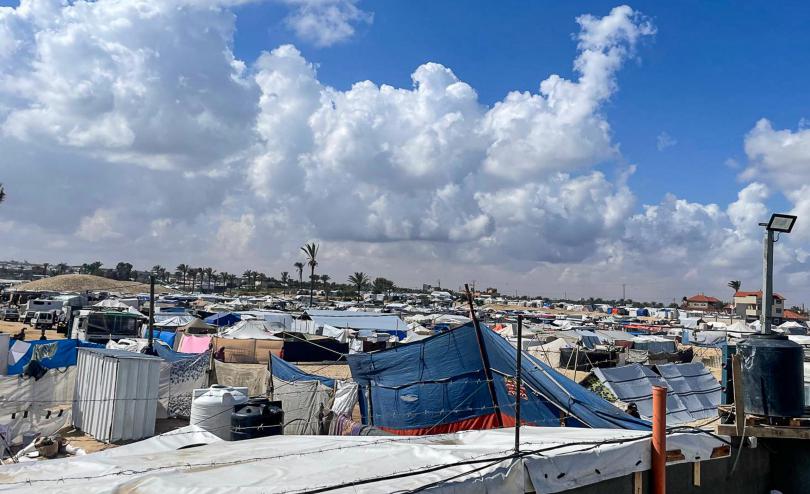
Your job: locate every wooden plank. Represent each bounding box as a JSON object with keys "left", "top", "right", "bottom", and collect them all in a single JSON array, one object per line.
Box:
[
  {"left": 710, "top": 445, "right": 731, "bottom": 458},
  {"left": 717, "top": 423, "right": 810, "bottom": 440},
  {"left": 693, "top": 462, "right": 701, "bottom": 487},
  {"left": 732, "top": 354, "right": 745, "bottom": 436},
  {"left": 633, "top": 471, "right": 642, "bottom": 494},
  {"left": 666, "top": 449, "right": 686, "bottom": 463}
]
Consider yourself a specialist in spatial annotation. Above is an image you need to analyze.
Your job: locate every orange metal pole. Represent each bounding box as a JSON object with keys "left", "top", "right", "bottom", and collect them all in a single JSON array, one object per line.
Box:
[{"left": 651, "top": 385, "right": 667, "bottom": 494}]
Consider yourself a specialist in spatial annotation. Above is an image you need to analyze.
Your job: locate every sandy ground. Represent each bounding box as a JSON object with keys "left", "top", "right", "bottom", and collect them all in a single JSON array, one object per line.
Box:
[{"left": 0, "top": 319, "right": 66, "bottom": 341}]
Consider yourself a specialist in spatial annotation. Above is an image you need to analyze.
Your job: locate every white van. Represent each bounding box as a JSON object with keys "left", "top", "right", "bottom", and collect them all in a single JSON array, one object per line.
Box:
[{"left": 32, "top": 311, "right": 56, "bottom": 329}]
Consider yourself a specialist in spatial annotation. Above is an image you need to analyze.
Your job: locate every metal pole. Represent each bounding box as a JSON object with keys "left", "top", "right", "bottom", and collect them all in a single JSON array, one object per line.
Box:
[
  {"left": 762, "top": 229, "right": 774, "bottom": 334},
  {"left": 464, "top": 284, "right": 504, "bottom": 428},
  {"left": 515, "top": 314, "right": 523, "bottom": 454},
  {"left": 651, "top": 385, "right": 667, "bottom": 494},
  {"left": 147, "top": 273, "right": 155, "bottom": 353}
]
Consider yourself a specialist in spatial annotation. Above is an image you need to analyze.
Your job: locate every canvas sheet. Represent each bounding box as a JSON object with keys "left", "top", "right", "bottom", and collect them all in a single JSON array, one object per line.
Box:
[
  {"left": 271, "top": 377, "right": 332, "bottom": 435},
  {"left": 0, "top": 368, "right": 76, "bottom": 444},
  {"left": 213, "top": 360, "right": 267, "bottom": 397},
  {"left": 0, "top": 427, "right": 727, "bottom": 494},
  {"left": 332, "top": 381, "right": 358, "bottom": 417}
]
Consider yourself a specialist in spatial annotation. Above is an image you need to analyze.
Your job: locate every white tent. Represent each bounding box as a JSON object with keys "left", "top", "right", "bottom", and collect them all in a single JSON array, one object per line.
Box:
[{"left": 220, "top": 319, "right": 282, "bottom": 340}]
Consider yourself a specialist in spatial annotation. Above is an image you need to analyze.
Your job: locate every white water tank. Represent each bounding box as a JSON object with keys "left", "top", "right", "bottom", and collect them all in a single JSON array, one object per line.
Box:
[{"left": 191, "top": 385, "right": 248, "bottom": 440}]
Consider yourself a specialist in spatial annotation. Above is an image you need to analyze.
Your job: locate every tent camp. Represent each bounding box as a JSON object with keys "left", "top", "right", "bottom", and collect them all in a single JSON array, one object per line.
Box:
[
  {"left": 303, "top": 310, "right": 408, "bottom": 340},
  {"left": 348, "top": 323, "right": 648, "bottom": 435}
]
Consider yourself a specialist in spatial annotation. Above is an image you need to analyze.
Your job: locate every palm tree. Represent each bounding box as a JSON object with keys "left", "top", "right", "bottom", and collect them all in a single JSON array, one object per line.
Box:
[
  {"left": 242, "top": 270, "right": 254, "bottom": 290},
  {"left": 41, "top": 262, "right": 50, "bottom": 277},
  {"left": 176, "top": 264, "right": 188, "bottom": 287},
  {"left": 0, "top": 183, "right": 5, "bottom": 204},
  {"left": 321, "top": 274, "right": 331, "bottom": 301},
  {"left": 55, "top": 263, "right": 69, "bottom": 275},
  {"left": 205, "top": 267, "right": 216, "bottom": 290},
  {"left": 301, "top": 242, "right": 319, "bottom": 307},
  {"left": 294, "top": 262, "right": 304, "bottom": 290},
  {"left": 728, "top": 280, "right": 741, "bottom": 294},
  {"left": 348, "top": 272, "right": 369, "bottom": 300}
]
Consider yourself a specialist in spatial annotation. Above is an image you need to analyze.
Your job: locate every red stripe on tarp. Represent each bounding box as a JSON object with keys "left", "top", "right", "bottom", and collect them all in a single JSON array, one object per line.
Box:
[{"left": 377, "top": 413, "right": 503, "bottom": 436}]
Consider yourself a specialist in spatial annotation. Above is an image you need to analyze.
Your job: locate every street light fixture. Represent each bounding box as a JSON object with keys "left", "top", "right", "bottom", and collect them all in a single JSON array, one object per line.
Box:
[
  {"left": 766, "top": 213, "right": 797, "bottom": 233},
  {"left": 760, "top": 213, "right": 797, "bottom": 334}
]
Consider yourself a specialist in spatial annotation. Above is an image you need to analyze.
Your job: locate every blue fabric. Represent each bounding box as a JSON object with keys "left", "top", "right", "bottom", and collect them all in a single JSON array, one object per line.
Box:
[
  {"left": 147, "top": 329, "right": 176, "bottom": 348},
  {"left": 9, "top": 339, "right": 103, "bottom": 375},
  {"left": 204, "top": 312, "right": 241, "bottom": 327},
  {"left": 348, "top": 323, "right": 649, "bottom": 431},
  {"left": 153, "top": 342, "right": 197, "bottom": 362},
  {"left": 270, "top": 354, "right": 335, "bottom": 387}
]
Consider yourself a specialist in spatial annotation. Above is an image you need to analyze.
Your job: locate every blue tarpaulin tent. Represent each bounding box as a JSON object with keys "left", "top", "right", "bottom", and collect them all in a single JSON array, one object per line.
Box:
[
  {"left": 9, "top": 339, "right": 103, "bottom": 374},
  {"left": 204, "top": 312, "right": 241, "bottom": 327},
  {"left": 348, "top": 323, "right": 649, "bottom": 435},
  {"left": 270, "top": 354, "right": 335, "bottom": 387}
]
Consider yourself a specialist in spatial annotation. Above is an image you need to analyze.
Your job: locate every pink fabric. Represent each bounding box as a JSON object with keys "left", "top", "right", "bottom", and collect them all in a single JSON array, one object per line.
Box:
[{"left": 178, "top": 334, "right": 212, "bottom": 354}]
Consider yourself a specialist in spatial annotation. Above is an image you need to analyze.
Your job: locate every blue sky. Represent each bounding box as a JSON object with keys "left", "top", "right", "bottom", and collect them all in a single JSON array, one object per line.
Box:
[
  {"left": 2, "top": 1, "right": 810, "bottom": 303},
  {"left": 231, "top": 0, "right": 809, "bottom": 209}
]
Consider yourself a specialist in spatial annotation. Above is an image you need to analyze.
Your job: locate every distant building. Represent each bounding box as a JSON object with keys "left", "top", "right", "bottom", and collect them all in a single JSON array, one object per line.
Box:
[
  {"left": 683, "top": 294, "right": 723, "bottom": 312},
  {"left": 783, "top": 309, "right": 809, "bottom": 322},
  {"left": 733, "top": 290, "right": 785, "bottom": 324}
]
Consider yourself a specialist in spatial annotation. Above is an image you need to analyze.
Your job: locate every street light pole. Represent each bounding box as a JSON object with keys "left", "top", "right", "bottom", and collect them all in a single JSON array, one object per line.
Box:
[{"left": 761, "top": 228, "right": 775, "bottom": 334}]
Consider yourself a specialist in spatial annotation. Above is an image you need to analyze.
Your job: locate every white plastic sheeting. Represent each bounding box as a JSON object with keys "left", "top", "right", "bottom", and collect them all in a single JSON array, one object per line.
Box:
[
  {"left": 0, "top": 427, "right": 727, "bottom": 493},
  {"left": 219, "top": 320, "right": 282, "bottom": 340},
  {"left": 331, "top": 381, "right": 358, "bottom": 417},
  {"left": 0, "top": 368, "right": 75, "bottom": 445}
]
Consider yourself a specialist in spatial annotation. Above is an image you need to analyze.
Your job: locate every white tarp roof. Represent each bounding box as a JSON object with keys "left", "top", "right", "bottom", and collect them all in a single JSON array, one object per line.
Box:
[
  {"left": 219, "top": 319, "right": 283, "bottom": 340},
  {"left": 0, "top": 427, "right": 725, "bottom": 494}
]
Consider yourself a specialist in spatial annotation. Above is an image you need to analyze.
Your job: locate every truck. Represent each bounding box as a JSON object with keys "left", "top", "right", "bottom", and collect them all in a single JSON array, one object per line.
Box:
[
  {"left": 24, "top": 299, "right": 65, "bottom": 314},
  {"left": 71, "top": 309, "right": 146, "bottom": 344}
]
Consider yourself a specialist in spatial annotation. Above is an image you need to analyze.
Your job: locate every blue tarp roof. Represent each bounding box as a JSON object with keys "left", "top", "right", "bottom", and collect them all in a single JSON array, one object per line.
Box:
[
  {"left": 348, "top": 323, "right": 649, "bottom": 434},
  {"left": 9, "top": 339, "right": 103, "bottom": 375},
  {"left": 204, "top": 312, "right": 242, "bottom": 327},
  {"left": 270, "top": 354, "right": 335, "bottom": 388}
]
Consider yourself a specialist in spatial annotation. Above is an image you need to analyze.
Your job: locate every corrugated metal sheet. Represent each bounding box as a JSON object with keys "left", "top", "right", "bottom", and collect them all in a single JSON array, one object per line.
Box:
[{"left": 73, "top": 348, "right": 161, "bottom": 443}]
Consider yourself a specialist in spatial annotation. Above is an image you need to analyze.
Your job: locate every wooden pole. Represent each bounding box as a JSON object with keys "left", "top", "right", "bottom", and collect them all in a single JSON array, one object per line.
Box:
[
  {"left": 147, "top": 273, "right": 155, "bottom": 354},
  {"left": 465, "top": 284, "right": 504, "bottom": 428},
  {"left": 652, "top": 385, "right": 667, "bottom": 494},
  {"left": 732, "top": 354, "right": 745, "bottom": 435},
  {"left": 515, "top": 314, "right": 523, "bottom": 454}
]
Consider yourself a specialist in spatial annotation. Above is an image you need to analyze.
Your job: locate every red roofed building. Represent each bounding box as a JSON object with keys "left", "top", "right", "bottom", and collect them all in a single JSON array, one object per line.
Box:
[
  {"left": 683, "top": 294, "right": 723, "bottom": 312},
  {"left": 733, "top": 290, "right": 786, "bottom": 324},
  {"left": 783, "top": 309, "right": 809, "bottom": 322}
]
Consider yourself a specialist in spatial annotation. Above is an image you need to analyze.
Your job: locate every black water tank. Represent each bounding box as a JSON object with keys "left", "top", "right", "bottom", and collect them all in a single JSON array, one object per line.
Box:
[
  {"left": 231, "top": 399, "right": 284, "bottom": 440},
  {"left": 738, "top": 333, "right": 805, "bottom": 417}
]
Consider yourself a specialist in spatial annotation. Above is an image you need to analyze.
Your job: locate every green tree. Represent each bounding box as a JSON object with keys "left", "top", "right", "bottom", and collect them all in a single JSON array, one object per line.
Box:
[
  {"left": 372, "top": 277, "right": 395, "bottom": 302},
  {"left": 301, "top": 242, "right": 319, "bottom": 307},
  {"left": 55, "top": 263, "right": 69, "bottom": 275},
  {"left": 176, "top": 264, "right": 189, "bottom": 287},
  {"left": 321, "top": 274, "right": 331, "bottom": 301},
  {"left": 294, "top": 262, "right": 304, "bottom": 289},
  {"left": 348, "top": 272, "right": 369, "bottom": 300},
  {"left": 0, "top": 183, "right": 5, "bottom": 204},
  {"left": 115, "top": 262, "right": 133, "bottom": 280}
]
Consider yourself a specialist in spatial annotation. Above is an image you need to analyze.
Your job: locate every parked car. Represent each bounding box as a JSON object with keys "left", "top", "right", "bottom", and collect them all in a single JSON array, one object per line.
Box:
[
  {"left": 32, "top": 311, "right": 56, "bottom": 329},
  {"left": 0, "top": 308, "right": 19, "bottom": 321},
  {"left": 22, "top": 310, "right": 37, "bottom": 324}
]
